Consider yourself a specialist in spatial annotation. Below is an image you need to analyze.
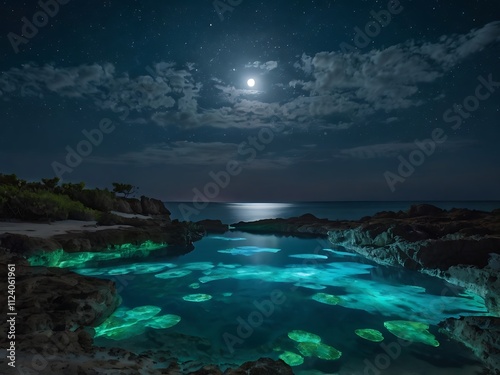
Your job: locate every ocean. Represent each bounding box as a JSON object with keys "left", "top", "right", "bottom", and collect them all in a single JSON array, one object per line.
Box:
[
  {"left": 165, "top": 201, "right": 500, "bottom": 223},
  {"left": 66, "top": 200, "right": 498, "bottom": 374}
]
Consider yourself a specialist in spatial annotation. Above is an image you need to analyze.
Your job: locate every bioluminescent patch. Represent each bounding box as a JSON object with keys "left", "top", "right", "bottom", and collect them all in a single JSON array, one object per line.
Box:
[
  {"left": 155, "top": 269, "right": 192, "bottom": 279},
  {"left": 322, "top": 248, "right": 359, "bottom": 257},
  {"left": 183, "top": 262, "right": 214, "bottom": 271},
  {"left": 208, "top": 236, "right": 246, "bottom": 241},
  {"left": 189, "top": 282, "right": 201, "bottom": 289},
  {"left": 288, "top": 330, "right": 322, "bottom": 343},
  {"left": 107, "top": 267, "right": 135, "bottom": 275},
  {"left": 355, "top": 328, "right": 384, "bottom": 342},
  {"left": 182, "top": 293, "right": 213, "bottom": 302},
  {"left": 279, "top": 351, "right": 304, "bottom": 366},
  {"left": 124, "top": 305, "right": 162, "bottom": 320},
  {"left": 296, "top": 342, "right": 342, "bottom": 360},
  {"left": 76, "top": 268, "right": 106, "bottom": 276},
  {"left": 294, "top": 282, "right": 326, "bottom": 290},
  {"left": 218, "top": 246, "right": 281, "bottom": 256},
  {"left": 384, "top": 320, "right": 439, "bottom": 347},
  {"left": 288, "top": 254, "right": 328, "bottom": 260},
  {"left": 95, "top": 306, "right": 179, "bottom": 340},
  {"left": 145, "top": 314, "right": 181, "bottom": 329},
  {"left": 133, "top": 263, "right": 177, "bottom": 274},
  {"left": 216, "top": 263, "right": 241, "bottom": 268},
  {"left": 311, "top": 293, "right": 341, "bottom": 305},
  {"left": 222, "top": 292, "right": 233, "bottom": 297}
]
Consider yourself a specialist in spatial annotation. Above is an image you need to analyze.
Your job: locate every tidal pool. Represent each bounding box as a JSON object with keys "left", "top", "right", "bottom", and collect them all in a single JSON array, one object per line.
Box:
[{"left": 70, "top": 232, "right": 489, "bottom": 374}]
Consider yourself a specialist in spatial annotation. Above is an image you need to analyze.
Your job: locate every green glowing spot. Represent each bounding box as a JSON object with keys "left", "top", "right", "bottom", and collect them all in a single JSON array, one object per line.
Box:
[
  {"left": 182, "top": 294, "right": 213, "bottom": 302},
  {"left": 355, "top": 329, "right": 384, "bottom": 342},
  {"left": 155, "top": 269, "right": 192, "bottom": 279},
  {"left": 384, "top": 320, "right": 440, "bottom": 347},
  {"left": 288, "top": 330, "right": 322, "bottom": 343},
  {"left": 312, "top": 293, "right": 341, "bottom": 305},
  {"left": 289, "top": 254, "right": 328, "bottom": 260},
  {"left": 189, "top": 282, "right": 201, "bottom": 289},
  {"left": 124, "top": 305, "right": 162, "bottom": 320},
  {"left": 222, "top": 292, "right": 233, "bottom": 297},
  {"left": 296, "top": 342, "right": 342, "bottom": 360},
  {"left": 28, "top": 240, "right": 167, "bottom": 269},
  {"left": 279, "top": 351, "right": 304, "bottom": 366},
  {"left": 145, "top": 314, "right": 181, "bottom": 329}
]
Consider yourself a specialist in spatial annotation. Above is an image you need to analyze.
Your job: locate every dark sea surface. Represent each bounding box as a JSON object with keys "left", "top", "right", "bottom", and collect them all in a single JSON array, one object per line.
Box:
[
  {"left": 71, "top": 201, "right": 497, "bottom": 374},
  {"left": 166, "top": 200, "right": 500, "bottom": 223}
]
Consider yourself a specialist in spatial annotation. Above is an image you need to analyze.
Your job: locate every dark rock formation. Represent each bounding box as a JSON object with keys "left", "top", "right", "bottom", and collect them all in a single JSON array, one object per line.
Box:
[
  {"left": 0, "top": 219, "right": 203, "bottom": 259},
  {"left": 233, "top": 204, "right": 500, "bottom": 372},
  {"left": 439, "top": 316, "right": 500, "bottom": 373},
  {"left": 232, "top": 213, "right": 333, "bottom": 236},
  {"left": 224, "top": 358, "right": 293, "bottom": 375},
  {"left": 113, "top": 196, "right": 171, "bottom": 217},
  {"left": 195, "top": 219, "right": 229, "bottom": 233}
]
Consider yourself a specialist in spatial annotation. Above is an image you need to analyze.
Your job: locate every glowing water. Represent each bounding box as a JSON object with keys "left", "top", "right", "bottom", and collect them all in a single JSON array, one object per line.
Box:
[{"left": 68, "top": 232, "right": 488, "bottom": 373}]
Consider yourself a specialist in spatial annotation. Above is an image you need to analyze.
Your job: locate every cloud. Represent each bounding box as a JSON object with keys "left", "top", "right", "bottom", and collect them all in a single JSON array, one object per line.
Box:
[
  {"left": 294, "top": 22, "right": 500, "bottom": 111},
  {"left": 90, "top": 142, "right": 238, "bottom": 166},
  {"left": 245, "top": 60, "right": 278, "bottom": 71},
  {"left": 0, "top": 62, "right": 200, "bottom": 113},
  {"left": 339, "top": 140, "right": 476, "bottom": 159},
  {"left": 0, "top": 22, "right": 497, "bottom": 132},
  {"left": 89, "top": 141, "right": 296, "bottom": 170}
]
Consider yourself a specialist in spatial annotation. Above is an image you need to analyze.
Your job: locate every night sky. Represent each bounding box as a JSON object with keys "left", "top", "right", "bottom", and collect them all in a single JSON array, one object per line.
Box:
[{"left": 1, "top": 0, "right": 499, "bottom": 202}]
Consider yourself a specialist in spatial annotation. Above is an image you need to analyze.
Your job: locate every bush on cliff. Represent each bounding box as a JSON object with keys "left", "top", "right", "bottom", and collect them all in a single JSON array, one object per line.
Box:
[{"left": 0, "top": 185, "right": 96, "bottom": 221}]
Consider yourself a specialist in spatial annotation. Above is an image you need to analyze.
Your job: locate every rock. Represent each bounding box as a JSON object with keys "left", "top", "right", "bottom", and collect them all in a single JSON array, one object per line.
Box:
[
  {"left": 224, "top": 358, "right": 293, "bottom": 375},
  {"left": 140, "top": 196, "right": 171, "bottom": 216},
  {"left": 232, "top": 213, "right": 332, "bottom": 236},
  {"left": 195, "top": 219, "right": 228, "bottom": 233},
  {"left": 439, "top": 316, "right": 500, "bottom": 373},
  {"left": 113, "top": 198, "right": 134, "bottom": 214},
  {"left": 407, "top": 204, "right": 444, "bottom": 217}
]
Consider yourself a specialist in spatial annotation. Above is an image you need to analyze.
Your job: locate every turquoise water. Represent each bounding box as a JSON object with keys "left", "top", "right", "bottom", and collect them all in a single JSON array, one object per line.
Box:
[{"left": 73, "top": 230, "right": 490, "bottom": 374}]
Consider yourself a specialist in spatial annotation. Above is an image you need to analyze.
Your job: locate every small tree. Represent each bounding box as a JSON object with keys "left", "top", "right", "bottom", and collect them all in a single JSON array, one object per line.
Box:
[
  {"left": 112, "top": 182, "right": 137, "bottom": 198},
  {"left": 41, "top": 177, "right": 60, "bottom": 191}
]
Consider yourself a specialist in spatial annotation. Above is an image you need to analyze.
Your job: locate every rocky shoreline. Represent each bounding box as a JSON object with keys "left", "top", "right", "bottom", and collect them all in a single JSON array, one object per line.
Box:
[
  {"left": 0, "top": 212, "right": 292, "bottom": 374},
  {"left": 1, "top": 203, "right": 499, "bottom": 373},
  {"left": 232, "top": 204, "right": 500, "bottom": 373}
]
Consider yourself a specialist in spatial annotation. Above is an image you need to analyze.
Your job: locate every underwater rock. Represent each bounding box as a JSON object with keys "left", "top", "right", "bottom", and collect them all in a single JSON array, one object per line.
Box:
[
  {"left": 224, "top": 358, "right": 293, "bottom": 375},
  {"left": 439, "top": 316, "right": 500, "bottom": 373}
]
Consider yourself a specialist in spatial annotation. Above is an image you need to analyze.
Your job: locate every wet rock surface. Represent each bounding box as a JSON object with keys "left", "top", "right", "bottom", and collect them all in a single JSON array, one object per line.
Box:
[{"left": 439, "top": 316, "right": 500, "bottom": 374}]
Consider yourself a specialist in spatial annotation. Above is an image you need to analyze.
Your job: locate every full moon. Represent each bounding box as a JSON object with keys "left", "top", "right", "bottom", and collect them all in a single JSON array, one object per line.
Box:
[{"left": 247, "top": 78, "right": 255, "bottom": 87}]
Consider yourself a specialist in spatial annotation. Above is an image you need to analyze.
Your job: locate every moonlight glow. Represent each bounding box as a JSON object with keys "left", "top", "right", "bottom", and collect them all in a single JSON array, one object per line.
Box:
[{"left": 247, "top": 78, "right": 255, "bottom": 87}]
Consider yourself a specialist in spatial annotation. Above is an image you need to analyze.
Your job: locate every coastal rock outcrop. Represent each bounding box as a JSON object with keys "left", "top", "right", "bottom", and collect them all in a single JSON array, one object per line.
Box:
[
  {"left": 439, "top": 316, "right": 500, "bottom": 373},
  {"left": 233, "top": 204, "right": 500, "bottom": 372}
]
